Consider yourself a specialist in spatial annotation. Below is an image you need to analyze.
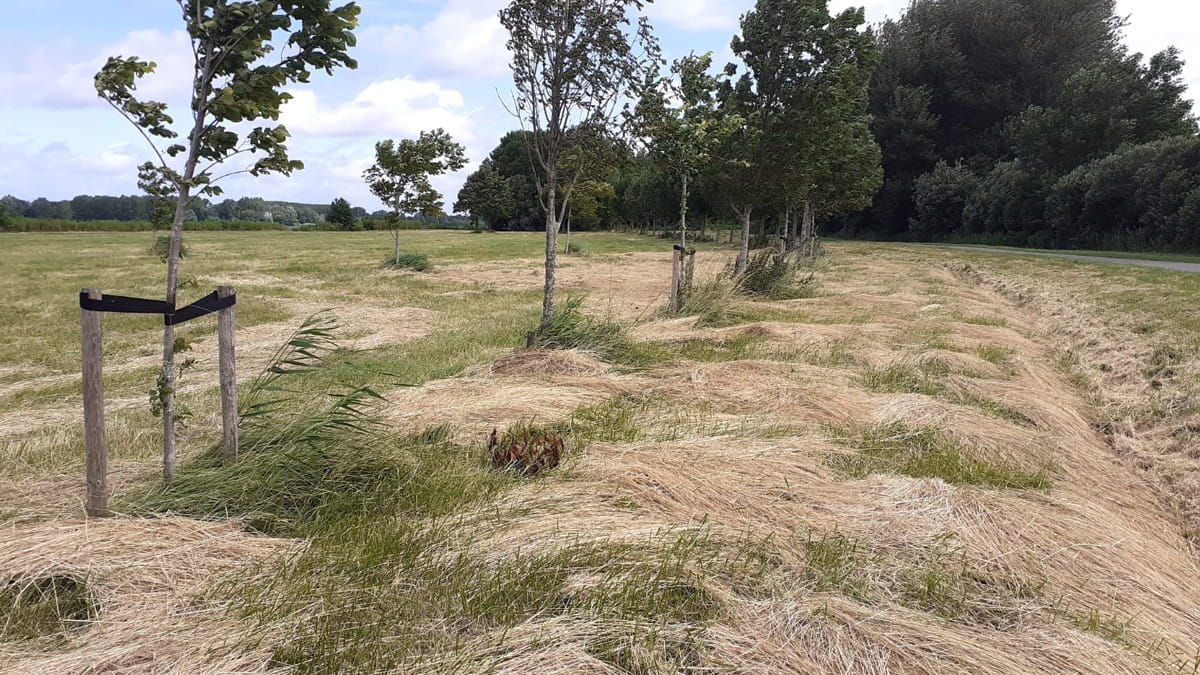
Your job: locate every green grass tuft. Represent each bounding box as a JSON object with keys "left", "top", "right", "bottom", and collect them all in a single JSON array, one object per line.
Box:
[
  {"left": 977, "top": 344, "right": 1017, "bottom": 367},
  {"left": 1, "top": 575, "right": 97, "bottom": 642},
  {"left": 234, "top": 527, "right": 752, "bottom": 673},
  {"left": 384, "top": 253, "right": 432, "bottom": 271},
  {"left": 827, "top": 422, "right": 1053, "bottom": 490},
  {"left": 859, "top": 362, "right": 949, "bottom": 396}
]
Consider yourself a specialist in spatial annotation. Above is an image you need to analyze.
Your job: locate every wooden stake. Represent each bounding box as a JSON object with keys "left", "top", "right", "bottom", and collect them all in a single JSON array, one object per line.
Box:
[
  {"left": 81, "top": 289, "right": 108, "bottom": 518},
  {"left": 217, "top": 286, "right": 239, "bottom": 463}
]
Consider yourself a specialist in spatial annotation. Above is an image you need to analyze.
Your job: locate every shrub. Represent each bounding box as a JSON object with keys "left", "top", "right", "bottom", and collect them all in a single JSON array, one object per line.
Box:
[
  {"left": 734, "top": 250, "right": 816, "bottom": 299},
  {"left": 910, "top": 161, "right": 980, "bottom": 240},
  {"left": 566, "top": 240, "right": 583, "bottom": 254},
  {"left": 1046, "top": 135, "right": 1200, "bottom": 251},
  {"left": 961, "top": 159, "right": 1053, "bottom": 246},
  {"left": 384, "top": 253, "right": 431, "bottom": 272}
]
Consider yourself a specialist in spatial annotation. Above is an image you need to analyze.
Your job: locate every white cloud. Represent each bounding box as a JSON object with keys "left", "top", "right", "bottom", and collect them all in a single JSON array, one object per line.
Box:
[
  {"left": 281, "top": 78, "right": 475, "bottom": 141},
  {"left": 647, "top": 0, "right": 751, "bottom": 32},
  {"left": 0, "top": 141, "right": 141, "bottom": 199},
  {"left": 359, "top": 0, "right": 510, "bottom": 79},
  {"left": 0, "top": 29, "right": 193, "bottom": 109}
]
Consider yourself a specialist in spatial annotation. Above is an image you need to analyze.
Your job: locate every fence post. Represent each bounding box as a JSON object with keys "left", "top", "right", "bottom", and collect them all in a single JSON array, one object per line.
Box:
[
  {"left": 81, "top": 289, "right": 108, "bottom": 518},
  {"left": 217, "top": 286, "right": 239, "bottom": 463}
]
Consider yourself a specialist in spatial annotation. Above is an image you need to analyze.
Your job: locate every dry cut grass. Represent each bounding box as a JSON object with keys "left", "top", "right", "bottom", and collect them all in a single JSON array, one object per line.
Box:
[{"left": 3, "top": 235, "right": 1200, "bottom": 673}]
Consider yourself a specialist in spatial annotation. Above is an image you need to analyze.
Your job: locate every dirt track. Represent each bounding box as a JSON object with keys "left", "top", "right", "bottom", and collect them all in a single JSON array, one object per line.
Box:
[{"left": 946, "top": 245, "right": 1200, "bottom": 273}]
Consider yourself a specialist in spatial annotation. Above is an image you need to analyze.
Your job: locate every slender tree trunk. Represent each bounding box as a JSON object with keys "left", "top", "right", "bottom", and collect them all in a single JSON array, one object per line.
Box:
[
  {"left": 393, "top": 228, "right": 401, "bottom": 265},
  {"left": 541, "top": 179, "right": 559, "bottom": 332},
  {"left": 160, "top": 184, "right": 191, "bottom": 484},
  {"left": 734, "top": 206, "right": 753, "bottom": 276},
  {"left": 782, "top": 205, "right": 791, "bottom": 250},
  {"left": 801, "top": 200, "right": 816, "bottom": 257},
  {"left": 564, "top": 206, "right": 571, "bottom": 254},
  {"left": 679, "top": 172, "right": 689, "bottom": 250}
]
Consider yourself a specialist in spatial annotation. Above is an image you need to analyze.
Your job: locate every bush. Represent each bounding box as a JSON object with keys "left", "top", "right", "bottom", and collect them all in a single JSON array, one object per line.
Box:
[
  {"left": 1046, "top": 135, "right": 1200, "bottom": 251},
  {"left": 385, "top": 253, "right": 431, "bottom": 272},
  {"left": 910, "top": 161, "right": 980, "bottom": 240},
  {"left": 961, "top": 160, "right": 1053, "bottom": 245},
  {"left": 735, "top": 250, "right": 815, "bottom": 299},
  {"left": 566, "top": 240, "right": 583, "bottom": 254}
]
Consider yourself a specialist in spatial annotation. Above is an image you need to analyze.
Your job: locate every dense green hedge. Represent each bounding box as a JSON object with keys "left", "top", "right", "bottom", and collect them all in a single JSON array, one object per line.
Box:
[
  {"left": 0, "top": 218, "right": 288, "bottom": 233},
  {"left": 909, "top": 135, "right": 1200, "bottom": 253}
]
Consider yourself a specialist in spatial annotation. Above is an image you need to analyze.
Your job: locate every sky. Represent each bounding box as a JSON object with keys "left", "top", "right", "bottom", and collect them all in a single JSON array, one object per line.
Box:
[{"left": 0, "top": 0, "right": 1195, "bottom": 212}]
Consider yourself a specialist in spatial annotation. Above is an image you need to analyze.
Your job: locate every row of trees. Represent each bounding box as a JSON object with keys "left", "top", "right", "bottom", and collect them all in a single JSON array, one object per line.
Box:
[
  {"left": 0, "top": 193, "right": 365, "bottom": 226},
  {"left": 452, "top": 0, "right": 882, "bottom": 287},
  {"left": 833, "top": 0, "right": 1199, "bottom": 250}
]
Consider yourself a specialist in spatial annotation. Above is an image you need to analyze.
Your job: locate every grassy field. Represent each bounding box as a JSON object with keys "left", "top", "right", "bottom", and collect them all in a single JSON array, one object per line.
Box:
[{"left": 2, "top": 231, "right": 1200, "bottom": 673}]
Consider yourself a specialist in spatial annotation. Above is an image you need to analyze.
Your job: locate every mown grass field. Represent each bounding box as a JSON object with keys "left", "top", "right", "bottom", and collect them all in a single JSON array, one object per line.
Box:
[{"left": 2, "top": 231, "right": 1200, "bottom": 673}]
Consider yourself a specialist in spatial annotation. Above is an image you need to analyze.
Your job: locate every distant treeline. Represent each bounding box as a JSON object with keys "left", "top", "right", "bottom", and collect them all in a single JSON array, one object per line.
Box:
[
  {"left": 0, "top": 194, "right": 339, "bottom": 226},
  {"left": 0, "top": 193, "right": 479, "bottom": 232},
  {"left": 1, "top": 219, "right": 288, "bottom": 233},
  {"left": 0, "top": 216, "right": 484, "bottom": 233},
  {"left": 830, "top": 0, "right": 1200, "bottom": 253}
]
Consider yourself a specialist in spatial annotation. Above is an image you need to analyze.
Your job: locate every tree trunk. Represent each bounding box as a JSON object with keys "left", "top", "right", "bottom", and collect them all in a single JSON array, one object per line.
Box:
[
  {"left": 541, "top": 182, "right": 559, "bottom": 332},
  {"left": 734, "top": 207, "right": 753, "bottom": 276},
  {"left": 800, "top": 200, "right": 816, "bottom": 258},
  {"left": 564, "top": 206, "right": 571, "bottom": 254},
  {"left": 393, "top": 228, "right": 401, "bottom": 265},
  {"left": 787, "top": 205, "right": 799, "bottom": 251},
  {"left": 782, "top": 205, "right": 790, "bottom": 249},
  {"left": 679, "top": 173, "right": 689, "bottom": 250},
  {"left": 159, "top": 184, "right": 191, "bottom": 484}
]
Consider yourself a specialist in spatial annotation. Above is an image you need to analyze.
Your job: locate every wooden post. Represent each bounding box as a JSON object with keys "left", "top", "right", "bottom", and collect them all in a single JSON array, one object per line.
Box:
[
  {"left": 81, "top": 289, "right": 108, "bottom": 518},
  {"left": 217, "top": 286, "right": 238, "bottom": 463},
  {"left": 670, "top": 248, "right": 682, "bottom": 314}
]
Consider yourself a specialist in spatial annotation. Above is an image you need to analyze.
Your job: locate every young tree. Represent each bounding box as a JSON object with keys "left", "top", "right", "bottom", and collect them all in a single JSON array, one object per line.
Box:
[
  {"left": 95, "top": 0, "right": 360, "bottom": 482},
  {"left": 327, "top": 197, "right": 356, "bottom": 230},
  {"left": 730, "top": 0, "right": 881, "bottom": 257},
  {"left": 363, "top": 129, "right": 467, "bottom": 264},
  {"left": 498, "top": 0, "right": 659, "bottom": 332},
  {"left": 707, "top": 74, "right": 771, "bottom": 275},
  {"left": 638, "top": 52, "right": 734, "bottom": 249},
  {"left": 454, "top": 161, "right": 515, "bottom": 230}
]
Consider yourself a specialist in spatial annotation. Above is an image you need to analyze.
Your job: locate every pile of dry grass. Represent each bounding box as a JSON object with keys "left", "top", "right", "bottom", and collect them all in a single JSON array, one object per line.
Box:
[
  {"left": 0, "top": 519, "right": 282, "bottom": 673},
  {"left": 486, "top": 348, "right": 611, "bottom": 377}
]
